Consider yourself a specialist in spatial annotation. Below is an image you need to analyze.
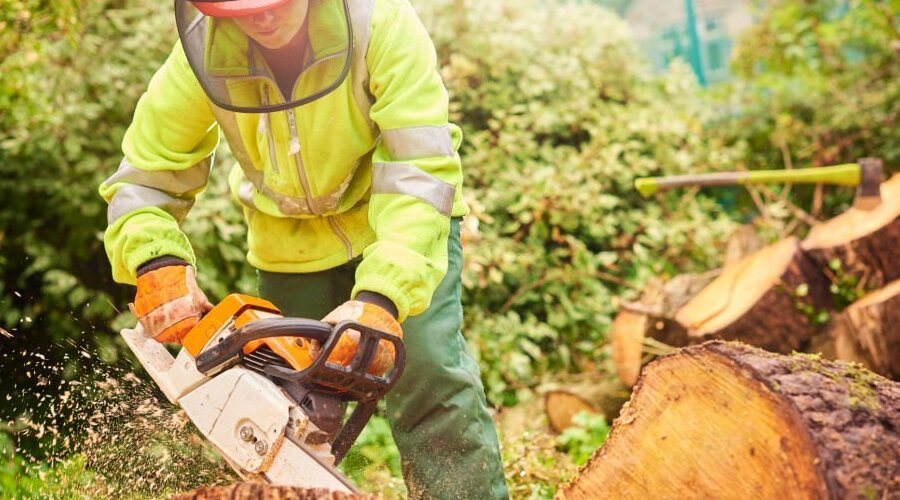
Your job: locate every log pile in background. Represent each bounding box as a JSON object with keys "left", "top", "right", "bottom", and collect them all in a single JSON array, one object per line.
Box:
[
  {"left": 561, "top": 341, "right": 900, "bottom": 500},
  {"left": 824, "top": 279, "right": 900, "bottom": 379},
  {"left": 612, "top": 172, "right": 900, "bottom": 384},
  {"left": 802, "top": 173, "right": 900, "bottom": 288},
  {"left": 169, "top": 483, "right": 370, "bottom": 500},
  {"left": 674, "top": 237, "right": 830, "bottom": 352},
  {"left": 611, "top": 271, "right": 717, "bottom": 386}
]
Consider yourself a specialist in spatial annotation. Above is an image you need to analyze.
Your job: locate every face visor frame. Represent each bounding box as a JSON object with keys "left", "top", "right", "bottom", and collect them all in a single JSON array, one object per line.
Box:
[{"left": 175, "top": 0, "right": 354, "bottom": 114}]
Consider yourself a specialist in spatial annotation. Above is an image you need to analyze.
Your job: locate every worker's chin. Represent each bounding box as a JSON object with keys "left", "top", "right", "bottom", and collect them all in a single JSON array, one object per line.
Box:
[{"left": 251, "top": 33, "right": 291, "bottom": 49}]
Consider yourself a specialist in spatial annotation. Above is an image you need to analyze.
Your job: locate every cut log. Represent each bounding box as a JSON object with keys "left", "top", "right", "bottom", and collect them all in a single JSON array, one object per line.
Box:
[
  {"left": 169, "top": 483, "right": 370, "bottom": 500},
  {"left": 802, "top": 173, "right": 900, "bottom": 289},
  {"left": 543, "top": 376, "right": 631, "bottom": 433},
  {"left": 828, "top": 279, "right": 900, "bottom": 379},
  {"left": 611, "top": 272, "right": 716, "bottom": 386},
  {"left": 610, "top": 310, "right": 648, "bottom": 387},
  {"left": 560, "top": 341, "right": 900, "bottom": 500},
  {"left": 544, "top": 390, "right": 600, "bottom": 434},
  {"left": 675, "top": 237, "right": 831, "bottom": 353}
]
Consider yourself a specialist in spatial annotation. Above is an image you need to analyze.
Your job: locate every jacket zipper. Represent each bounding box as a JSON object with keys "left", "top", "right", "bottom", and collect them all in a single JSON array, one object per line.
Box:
[
  {"left": 261, "top": 57, "right": 353, "bottom": 260},
  {"left": 327, "top": 217, "right": 354, "bottom": 261},
  {"left": 285, "top": 108, "right": 354, "bottom": 260},
  {"left": 260, "top": 87, "right": 280, "bottom": 175},
  {"left": 285, "top": 108, "right": 319, "bottom": 215}
]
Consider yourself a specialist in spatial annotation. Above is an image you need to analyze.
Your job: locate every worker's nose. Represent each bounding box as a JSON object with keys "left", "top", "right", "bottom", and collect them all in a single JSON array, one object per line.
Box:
[{"left": 252, "top": 10, "right": 276, "bottom": 26}]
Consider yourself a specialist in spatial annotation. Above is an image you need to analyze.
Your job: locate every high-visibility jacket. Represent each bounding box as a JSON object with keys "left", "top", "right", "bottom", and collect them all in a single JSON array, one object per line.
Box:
[{"left": 100, "top": 0, "right": 468, "bottom": 322}]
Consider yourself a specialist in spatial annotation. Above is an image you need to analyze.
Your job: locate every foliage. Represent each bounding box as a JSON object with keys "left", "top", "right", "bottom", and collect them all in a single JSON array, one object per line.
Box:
[
  {"left": 708, "top": 0, "right": 900, "bottom": 217},
  {"left": 502, "top": 427, "right": 576, "bottom": 500},
  {"left": 417, "top": 0, "right": 741, "bottom": 405},
  {"left": 555, "top": 411, "right": 610, "bottom": 466}
]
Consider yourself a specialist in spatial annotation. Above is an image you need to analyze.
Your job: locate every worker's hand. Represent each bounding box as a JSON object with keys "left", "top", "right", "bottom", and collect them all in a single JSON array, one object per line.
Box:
[
  {"left": 319, "top": 300, "right": 403, "bottom": 376},
  {"left": 129, "top": 262, "right": 213, "bottom": 344}
]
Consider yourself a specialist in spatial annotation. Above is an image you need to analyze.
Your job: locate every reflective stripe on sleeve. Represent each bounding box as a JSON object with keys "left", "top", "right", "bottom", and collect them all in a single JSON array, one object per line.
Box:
[
  {"left": 104, "top": 157, "right": 212, "bottom": 196},
  {"left": 381, "top": 125, "right": 454, "bottom": 161},
  {"left": 107, "top": 184, "right": 195, "bottom": 225},
  {"left": 372, "top": 162, "right": 455, "bottom": 216}
]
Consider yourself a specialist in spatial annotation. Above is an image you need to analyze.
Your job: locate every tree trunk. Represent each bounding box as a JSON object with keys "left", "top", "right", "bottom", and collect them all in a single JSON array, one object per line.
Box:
[
  {"left": 802, "top": 173, "right": 900, "bottom": 289},
  {"left": 169, "top": 483, "right": 370, "bottom": 500},
  {"left": 827, "top": 279, "right": 900, "bottom": 379},
  {"left": 675, "top": 237, "right": 831, "bottom": 353},
  {"left": 560, "top": 341, "right": 900, "bottom": 500}
]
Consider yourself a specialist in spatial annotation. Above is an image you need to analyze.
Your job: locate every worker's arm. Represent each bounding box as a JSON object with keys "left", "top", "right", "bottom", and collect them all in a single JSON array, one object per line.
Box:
[
  {"left": 352, "top": 0, "right": 465, "bottom": 322},
  {"left": 99, "top": 41, "right": 219, "bottom": 285}
]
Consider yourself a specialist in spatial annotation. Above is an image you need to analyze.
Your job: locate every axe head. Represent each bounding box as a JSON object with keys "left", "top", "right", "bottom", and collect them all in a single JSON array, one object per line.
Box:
[{"left": 854, "top": 158, "right": 883, "bottom": 211}]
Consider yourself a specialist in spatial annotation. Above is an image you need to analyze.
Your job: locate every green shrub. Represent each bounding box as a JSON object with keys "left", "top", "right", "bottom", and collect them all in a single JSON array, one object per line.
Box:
[{"left": 417, "top": 0, "right": 741, "bottom": 405}]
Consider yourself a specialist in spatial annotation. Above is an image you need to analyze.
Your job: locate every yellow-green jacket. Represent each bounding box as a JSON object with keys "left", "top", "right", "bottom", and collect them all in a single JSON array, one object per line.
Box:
[{"left": 100, "top": 0, "right": 468, "bottom": 322}]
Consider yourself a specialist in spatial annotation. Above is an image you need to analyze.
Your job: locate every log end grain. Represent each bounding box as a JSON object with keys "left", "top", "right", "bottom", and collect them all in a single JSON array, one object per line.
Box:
[{"left": 560, "top": 341, "right": 900, "bottom": 500}]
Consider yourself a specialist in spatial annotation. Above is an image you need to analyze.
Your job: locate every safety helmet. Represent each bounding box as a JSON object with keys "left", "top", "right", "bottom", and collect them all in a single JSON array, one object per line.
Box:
[
  {"left": 176, "top": 0, "right": 353, "bottom": 113},
  {"left": 192, "top": 0, "right": 293, "bottom": 18}
]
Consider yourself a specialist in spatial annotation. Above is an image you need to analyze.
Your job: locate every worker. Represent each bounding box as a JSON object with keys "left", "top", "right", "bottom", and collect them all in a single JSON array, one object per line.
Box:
[{"left": 98, "top": 0, "right": 509, "bottom": 497}]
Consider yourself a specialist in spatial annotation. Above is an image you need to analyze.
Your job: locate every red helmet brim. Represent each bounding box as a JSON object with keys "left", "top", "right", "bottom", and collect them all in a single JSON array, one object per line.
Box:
[{"left": 192, "top": 0, "right": 293, "bottom": 18}]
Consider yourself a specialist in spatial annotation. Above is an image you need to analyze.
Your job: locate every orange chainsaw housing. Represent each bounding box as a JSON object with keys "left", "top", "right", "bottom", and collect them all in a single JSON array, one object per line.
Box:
[{"left": 182, "top": 293, "right": 316, "bottom": 371}]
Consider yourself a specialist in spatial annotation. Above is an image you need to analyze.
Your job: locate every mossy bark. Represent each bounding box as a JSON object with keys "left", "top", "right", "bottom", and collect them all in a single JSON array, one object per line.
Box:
[{"left": 561, "top": 341, "right": 900, "bottom": 500}]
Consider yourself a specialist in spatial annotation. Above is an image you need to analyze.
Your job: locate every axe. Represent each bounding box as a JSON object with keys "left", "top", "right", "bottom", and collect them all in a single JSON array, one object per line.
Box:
[{"left": 634, "top": 158, "right": 884, "bottom": 210}]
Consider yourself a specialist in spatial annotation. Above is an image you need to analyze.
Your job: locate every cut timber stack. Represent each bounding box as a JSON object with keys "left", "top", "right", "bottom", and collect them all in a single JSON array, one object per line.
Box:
[
  {"left": 826, "top": 279, "right": 900, "bottom": 379},
  {"left": 674, "top": 237, "right": 830, "bottom": 353},
  {"left": 802, "top": 173, "right": 900, "bottom": 288},
  {"left": 169, "top": 484, "right": 370, "bottom": 500},
  {"left": 560, "top": 341, "right": 900, "bottom": 500}
]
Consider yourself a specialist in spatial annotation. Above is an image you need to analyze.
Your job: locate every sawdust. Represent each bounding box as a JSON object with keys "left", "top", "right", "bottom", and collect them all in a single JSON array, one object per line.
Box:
[{"left": 1, "top": 340, "right": 238, "bottom": 498}]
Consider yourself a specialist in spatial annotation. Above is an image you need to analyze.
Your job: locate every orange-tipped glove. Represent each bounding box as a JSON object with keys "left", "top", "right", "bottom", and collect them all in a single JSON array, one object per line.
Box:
[
  {"left": 129, "top": 259, "right": 213, "bottom": 344},
  {"left": 319, "top": 298, "right": 403, "bottom": 376}
]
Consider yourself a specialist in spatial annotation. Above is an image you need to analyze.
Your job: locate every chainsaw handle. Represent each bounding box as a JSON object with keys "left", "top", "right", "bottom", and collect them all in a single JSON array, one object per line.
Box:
[
  {"left": 263, "top": 320, "right": 406, "bottom": 402},
  {"left": 194, "top": 317, "right": 332, "bottom": 374},
  {"left": 194, "top": 318, "right": 406, "bottom": 403}
]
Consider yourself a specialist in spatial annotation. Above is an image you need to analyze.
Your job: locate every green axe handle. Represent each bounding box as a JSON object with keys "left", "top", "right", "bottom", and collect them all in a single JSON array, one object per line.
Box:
[{"left": 634, "top": 163, "right": 860, "bottom": 198}]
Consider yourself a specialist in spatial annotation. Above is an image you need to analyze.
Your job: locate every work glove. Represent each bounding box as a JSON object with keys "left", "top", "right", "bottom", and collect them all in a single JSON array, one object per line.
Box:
[
  {"left": 318, "top": 297, "right": 403, "bottom": 376},
  {"left": 129, "top": 258, "right": 214, "bottom": 344}
]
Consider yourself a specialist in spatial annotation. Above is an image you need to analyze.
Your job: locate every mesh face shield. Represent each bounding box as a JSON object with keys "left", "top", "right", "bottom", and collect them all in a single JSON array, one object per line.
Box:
[{"left": 175, "top": 0, "right": 353, "bottom": 113}]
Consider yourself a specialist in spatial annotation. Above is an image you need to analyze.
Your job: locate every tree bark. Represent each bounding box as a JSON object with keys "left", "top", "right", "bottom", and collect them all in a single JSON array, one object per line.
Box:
[
  {"left": 802, "top": 173, "right": 900, "bottom": 289},
  {"left": 560, "top": 341, "right": 900, "bottom": 500},
  {"left": 169, "top": 483, "right": 370, "bottom": 500},
  {"left": 675, "top": 237, "right": 831, "bottom": 353},
  {"left": 827, "top": 279, "right": 900, "bottom": 379}
]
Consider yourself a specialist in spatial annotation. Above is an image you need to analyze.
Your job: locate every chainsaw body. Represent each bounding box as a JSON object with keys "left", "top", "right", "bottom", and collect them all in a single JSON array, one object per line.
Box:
[{"left": 120, "top": 294, "right": 405, "bottom": 492}]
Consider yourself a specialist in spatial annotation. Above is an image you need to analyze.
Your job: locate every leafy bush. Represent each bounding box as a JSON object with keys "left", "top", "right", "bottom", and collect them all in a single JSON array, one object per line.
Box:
[
  {"left": 417, "top": 0, "right": 741, "bottom": 404},
  {"left": 708, "top": 0, "right": 900, "bottom": 216},
  {"left": 556, "top": 411, "right": 610, "bottom": 466}
]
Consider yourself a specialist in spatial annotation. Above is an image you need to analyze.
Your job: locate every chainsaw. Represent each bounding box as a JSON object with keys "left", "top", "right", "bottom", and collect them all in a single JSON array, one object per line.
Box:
[{"left": 120, "top": 293, "right": 405, "bottom": 493}]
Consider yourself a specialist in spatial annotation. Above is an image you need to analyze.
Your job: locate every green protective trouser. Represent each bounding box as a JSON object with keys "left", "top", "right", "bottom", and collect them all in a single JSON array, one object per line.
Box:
[{"left": 257, "top": 219, "right": 510, "bottom": 500}]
